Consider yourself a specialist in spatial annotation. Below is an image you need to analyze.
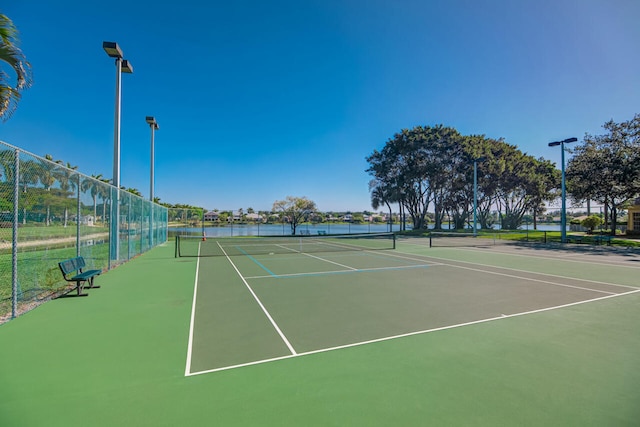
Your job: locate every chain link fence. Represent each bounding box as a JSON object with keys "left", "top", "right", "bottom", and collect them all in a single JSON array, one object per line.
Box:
[{"left": 0, "top": 141, "right": 168, "bottom": 323}]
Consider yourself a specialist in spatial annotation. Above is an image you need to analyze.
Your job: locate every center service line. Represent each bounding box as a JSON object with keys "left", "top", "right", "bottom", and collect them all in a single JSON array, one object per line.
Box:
[{"left": 217, "top": 242, "right": 297, "bottom": 356}]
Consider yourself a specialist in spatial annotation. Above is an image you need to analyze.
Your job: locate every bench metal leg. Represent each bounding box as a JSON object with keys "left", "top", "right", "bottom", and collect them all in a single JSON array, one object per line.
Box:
[
  {"left": 58, "top": 282, "right": 89, "bottom": 297},
  {"left": 86, "top": 277, "right": 101, "bottom": 289},
  {"left": 76, "top": 282, "right": 89, "bottom": 297}
]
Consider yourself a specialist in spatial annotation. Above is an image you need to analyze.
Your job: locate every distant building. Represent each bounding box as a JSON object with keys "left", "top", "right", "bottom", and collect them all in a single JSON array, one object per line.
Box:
[
  {"left": 204, "top": 210, "right": 219, "bottom": 221},
  {"left": 245, "top": 213, "right": 264, "bottom": 223},
  {"left": 628, "top": 199, "right": 640, "bottom": 235}
]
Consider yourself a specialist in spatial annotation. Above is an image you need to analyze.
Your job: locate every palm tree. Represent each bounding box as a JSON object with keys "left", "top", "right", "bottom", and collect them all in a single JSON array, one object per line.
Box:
[
  {"left": 0, "top": 148, "right": 15, "bottom": 182},
  {"left": 56, "top": 161, "right": 78, "bottom": 227},
  {"left": 38, "top": 154, "right": 58, "bottom": 225},
  {"left": 126, "top": 187, "right": 142, "bottom": 197},
  {"left": 81, "top": 174, "right": 102, "bottom": 224},
  {"left": 18, "top": 158, "right": 38, "bottom": 224},
  {"left": 369, "top": 179, "right": 396, "bottom": 232},
  {"left": 0, "top": 13, "right": 32, "bottom": 121},
  {"left": 98, "top": 177, "right": 111, "bottom": 225}
]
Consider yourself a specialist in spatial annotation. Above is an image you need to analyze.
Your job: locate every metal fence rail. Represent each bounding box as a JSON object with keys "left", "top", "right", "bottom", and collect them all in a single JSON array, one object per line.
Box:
[{"left": 0, "top": 140, "right": 168, "bottom": 323}]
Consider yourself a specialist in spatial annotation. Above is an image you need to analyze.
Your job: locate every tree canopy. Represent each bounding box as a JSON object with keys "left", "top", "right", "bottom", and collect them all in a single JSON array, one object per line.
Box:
[
  {"left": 566, "top": 114, "right": 640, "bottom": 234},
  {"left": 272, "top": 196, "right": 317, "bottom": 235},
  {"left": 366, "top": 125, "right": 559, "bottom": 231}
]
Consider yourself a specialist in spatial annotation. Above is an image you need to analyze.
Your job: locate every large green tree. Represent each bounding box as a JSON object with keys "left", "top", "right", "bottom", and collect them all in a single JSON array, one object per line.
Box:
[
  {"left": 0, "top": 13, "right": 32, "bottom": 121},
  {"left": 367, "top": 125, "right": 560, "bottom": 231},
  {"left": 366, "top": 125, "right": 463, "bottom": 230},
  {"left": 567, "top": 114, "right": 640, "bottom": 234}
]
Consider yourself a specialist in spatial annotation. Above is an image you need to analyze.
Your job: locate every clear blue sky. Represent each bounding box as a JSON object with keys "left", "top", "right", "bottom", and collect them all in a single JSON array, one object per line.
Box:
[{"left": 2, "top": 0, "right": 639, "bottom": 212}]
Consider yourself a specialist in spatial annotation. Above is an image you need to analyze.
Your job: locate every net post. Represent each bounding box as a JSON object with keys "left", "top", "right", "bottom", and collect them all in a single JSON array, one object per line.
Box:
[
  {"left": 429, "top": 234, "right": 433, "bottom": 248},
  {"left": 392, "top": 233, "right": 396, "bottom": 249},
  {"left": 175, "top": 235, "right": 179, "bottom": 258}
]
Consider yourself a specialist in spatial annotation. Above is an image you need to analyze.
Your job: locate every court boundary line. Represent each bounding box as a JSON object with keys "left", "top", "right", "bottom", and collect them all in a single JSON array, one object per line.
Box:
[
  {"left": 454, "top": 245, "right": 640, "bottom": 268},
  {"left": 185, "top": 288, "right": 640, "bottom": 377},
  {"left": 183, "top": 242, "right": 202, "bottom": 376},
  {"left": 399, "top": 239, "right": 640, "bottom": 269},
  {"left": 389, "top": 249, "right": 638, "bottom": 292}
]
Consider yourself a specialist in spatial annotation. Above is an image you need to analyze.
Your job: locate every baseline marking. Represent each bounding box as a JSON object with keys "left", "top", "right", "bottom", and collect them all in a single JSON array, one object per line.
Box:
[{"left": 185, "top": 288, "right": 640, "bottom": 377}]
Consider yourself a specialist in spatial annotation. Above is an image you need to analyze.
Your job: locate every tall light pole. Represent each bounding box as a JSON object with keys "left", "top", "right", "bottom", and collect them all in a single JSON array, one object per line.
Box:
[
  {"left": 145, "top": 117, "right": 159, "bottom": 201},
  {"left": 548, "top": 137, "right": 578, "bottom": 243},
  {"left": 473, "top": 157, "right": 486, "bottom": 237},
  {"left": 146, "top": 116, "right": 159, "bottom": 248},
  {"left": 103, "top": 41, "right": 133, "bottom": 262}
]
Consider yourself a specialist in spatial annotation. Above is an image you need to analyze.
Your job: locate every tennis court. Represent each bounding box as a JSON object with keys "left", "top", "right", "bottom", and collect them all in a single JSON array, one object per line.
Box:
[
  {"left": 2, "top": 234, "right": 640, "bottom": 426},
  {"left": 184, "top": 233, "right": 640, "bottom": 376}
]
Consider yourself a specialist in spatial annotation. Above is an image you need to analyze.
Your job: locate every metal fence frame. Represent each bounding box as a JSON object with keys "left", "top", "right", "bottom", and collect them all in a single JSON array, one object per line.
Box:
[{"left": 0, "top": 140, "right": 168, "bottom": 323}]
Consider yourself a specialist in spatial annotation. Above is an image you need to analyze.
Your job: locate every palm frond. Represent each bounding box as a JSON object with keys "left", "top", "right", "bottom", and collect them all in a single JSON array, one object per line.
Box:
[{"left": 0, "top": 13, "right": 33, "bottom": 121}]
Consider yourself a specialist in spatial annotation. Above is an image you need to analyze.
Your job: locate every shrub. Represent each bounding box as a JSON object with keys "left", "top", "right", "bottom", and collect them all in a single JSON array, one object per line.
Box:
[{"left": 581, "top": 215, "right": 603, "bottom": 233}]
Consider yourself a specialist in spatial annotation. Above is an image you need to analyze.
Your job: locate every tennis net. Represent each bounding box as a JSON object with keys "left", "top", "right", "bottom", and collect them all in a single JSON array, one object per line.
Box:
[
  {"left": 175, "top": 232, "right": 396, "bottom": 257},
  {"left": 428, "top": 231, "right": 544, "bottom": 248}
]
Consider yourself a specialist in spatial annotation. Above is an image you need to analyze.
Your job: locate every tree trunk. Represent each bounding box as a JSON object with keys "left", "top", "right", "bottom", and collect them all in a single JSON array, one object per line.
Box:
[{"left": 610, "top": 206, "right": 617, "bottom": 236}]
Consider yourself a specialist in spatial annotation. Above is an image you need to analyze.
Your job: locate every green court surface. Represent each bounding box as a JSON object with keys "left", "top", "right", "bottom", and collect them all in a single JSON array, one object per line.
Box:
[{"left": 1, "top": 237, "right": 640, "bottom": 426}]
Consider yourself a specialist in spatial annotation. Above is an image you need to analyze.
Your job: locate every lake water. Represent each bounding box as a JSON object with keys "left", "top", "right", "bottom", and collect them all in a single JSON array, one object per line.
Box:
[{"left": 169, "top": 222, "right": 565, "bottom": 237}]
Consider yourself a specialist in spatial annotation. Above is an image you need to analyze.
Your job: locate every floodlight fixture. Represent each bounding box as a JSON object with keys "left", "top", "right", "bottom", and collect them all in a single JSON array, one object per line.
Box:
[
  {"left": 102, "top": 41, "right": 123, "bottom": 58},
  {"left": 548, "top": 137, "right": 577, "bottom": 147},
  {"left": 146, "top": 116, "right": 159, "bottom": 129},
  {"left": 121, "top": 60, "right": 134, "bottom": 74}
]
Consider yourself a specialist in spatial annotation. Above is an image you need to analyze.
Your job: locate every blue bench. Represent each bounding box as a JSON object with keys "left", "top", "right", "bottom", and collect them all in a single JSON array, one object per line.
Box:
[
  {"left": 593, "top": 235, "right": 612, "bottom": 246},
  {"left": 58, "top": 257, "right": 101, "bottom": 297},
  {"left": 317, "top": 230, "right": 327, "bottom": 235}
]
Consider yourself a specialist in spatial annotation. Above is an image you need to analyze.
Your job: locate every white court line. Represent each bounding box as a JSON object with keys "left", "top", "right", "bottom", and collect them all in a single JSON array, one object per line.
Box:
[
  {"left": 185, "top": 288, "right": 640, "bottom": 377},
  {"left": 245, "top": 263, "right": 439, "bottom": 280},
  {"left": 389, "top": 249, "right": 638, "bottom": 292},
  {"left": 460, "top": 245, "right": 640, "bottom": 267},
  {"left": 400, "top": 239, "right": 640, "bottom": 269},
  {"left": 301, "top": 252, "right": 358, "bottom": 270},
  {"left": 218, "top": 241, "right": 297, "bottom": 355},
  {"left": 184, "top": 242, "right": 202, "bottom": 376}
]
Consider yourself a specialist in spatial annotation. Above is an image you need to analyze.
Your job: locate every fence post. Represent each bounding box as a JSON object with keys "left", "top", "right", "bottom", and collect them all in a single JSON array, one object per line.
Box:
[
  {"left": 76, "top": 174, "right": 81, "bottom": 256},
  {"left": 12, "top": 149, "right": 19, "bottom": 319}
]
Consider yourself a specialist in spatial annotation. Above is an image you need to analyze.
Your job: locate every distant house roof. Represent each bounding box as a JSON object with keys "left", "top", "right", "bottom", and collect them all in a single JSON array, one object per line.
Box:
[{"left": 245, "top": 213, "right": 263, "bottom": 221}]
